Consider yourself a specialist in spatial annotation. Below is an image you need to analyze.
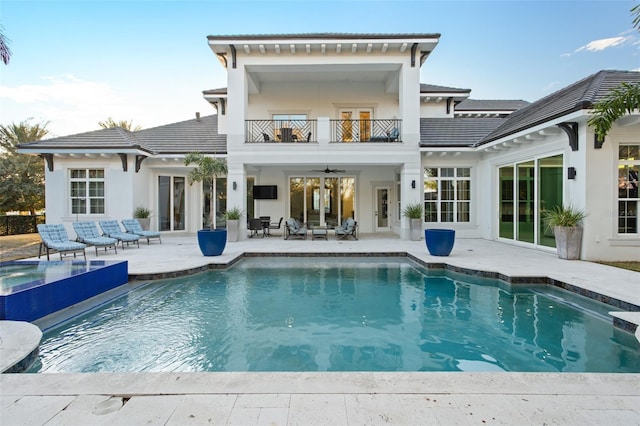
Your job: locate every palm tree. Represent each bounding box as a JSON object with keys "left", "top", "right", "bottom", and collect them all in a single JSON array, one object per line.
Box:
[
  {"left": 0, "top": 119, "right": 50, "bottom": 154},
  {"left": 587, "top": 4, "right": 640, "bottom": 140},
  {"left": 98, "top": 117, "right": 142, "bottom": 131},
  {"left": 0, "top": 25, "right": 11, "bottom": 65},
  {"left": 184, "top": 152, "right": 227, "bottom": 229},
  {"left": 588, "top": 83, "right": 640, "bottom": 140}
]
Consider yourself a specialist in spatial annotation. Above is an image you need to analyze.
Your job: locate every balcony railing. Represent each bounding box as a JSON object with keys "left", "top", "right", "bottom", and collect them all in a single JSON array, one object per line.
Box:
[
  {"left": 246, "top": 120, "right": 317, "bottom": 143},
  {"left": 331, "top": 119, "right": 402, "bottom": 143}
]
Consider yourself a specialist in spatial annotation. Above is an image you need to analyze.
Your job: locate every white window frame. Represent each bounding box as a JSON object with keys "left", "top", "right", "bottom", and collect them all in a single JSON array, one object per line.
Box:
[
  {"left": 617, "top": 143, "right": 639, "bottom": 235},
  {"left": 69, "top": 168, "right": 105, "bottom": 215},
  {"left": 423, "top": 167, "right": 471, "bottom": 223}
]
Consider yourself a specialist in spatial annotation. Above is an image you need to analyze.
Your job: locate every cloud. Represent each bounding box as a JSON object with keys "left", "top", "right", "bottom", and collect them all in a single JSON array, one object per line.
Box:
[
  {"left": 575, "top": 36, "right": 629, "bottom": 53},
  {"left": 0, "top": 74, "right": 143, "bottom": 136}
]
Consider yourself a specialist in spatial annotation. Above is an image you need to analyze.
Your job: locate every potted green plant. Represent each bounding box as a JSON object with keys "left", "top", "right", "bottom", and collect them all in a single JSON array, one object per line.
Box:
[
  {"left": 542, "top": 204, "right": 587, "bottom": 260},
  {"left": 184, "top": 152, "right": 228, "bottom": 256},
  {"left": 402, "top": 202, "right": 424, "bottom": 241},
  {"left": 224, "top": 206, "right": 244, "bottom": 242},
  {"left": 133, "top": 206, "right": 151, "bottom": 230}
]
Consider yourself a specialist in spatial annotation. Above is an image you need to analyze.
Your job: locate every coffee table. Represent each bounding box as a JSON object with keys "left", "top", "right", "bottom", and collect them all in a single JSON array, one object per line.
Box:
[{"left": 311, "top": 225, "right": 328, "bottom": 240}]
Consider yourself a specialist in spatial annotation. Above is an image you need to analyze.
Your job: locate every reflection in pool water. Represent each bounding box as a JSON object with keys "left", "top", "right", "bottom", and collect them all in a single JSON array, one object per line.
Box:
[{"left": 31, "top": 257, "right": 640, "bottom": 373}]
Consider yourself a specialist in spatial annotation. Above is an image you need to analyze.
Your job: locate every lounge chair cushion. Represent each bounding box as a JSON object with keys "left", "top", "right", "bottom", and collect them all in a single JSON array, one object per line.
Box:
[
  {"left": 99, "top": 220, "right": 140, "bottom": 242},
  {"left": 37, "top": 224, "right": 87, "bottom": 259},
  {"left": 121, "top": 219, "right": 161, "bottom": 238}
]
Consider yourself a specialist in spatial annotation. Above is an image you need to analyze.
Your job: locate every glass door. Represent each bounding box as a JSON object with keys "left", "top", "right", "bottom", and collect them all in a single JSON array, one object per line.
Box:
[
  {"left": 498, "top": 154, "right": 563, "bottom": 247},
  {"left": 375, "top": 186, "right": 390, "bottom": 231},
  {"left": 516, "top": 161, "right": 535, "bottom": 243},
  {"left": 158, "top": 176, "right": 185, "bottom": 231},
  {"left": 289, "top": 176, "right": 356, "bottom": 226},
  {"left": 538, "top": 155, "right": 562, "bottom": 247},
  {"left": 339, "top": 108, "right": 373, "bottom": 142}
]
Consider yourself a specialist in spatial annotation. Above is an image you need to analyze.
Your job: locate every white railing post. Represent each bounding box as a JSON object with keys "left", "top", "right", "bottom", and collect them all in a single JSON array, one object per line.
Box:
[{"left": 317, "top": 117, "right": 330, "bottom": 145}]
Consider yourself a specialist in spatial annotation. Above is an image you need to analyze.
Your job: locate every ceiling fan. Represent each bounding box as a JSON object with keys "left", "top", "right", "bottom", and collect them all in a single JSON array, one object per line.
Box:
[{"left": 311, "top": 165, "right": 345, "bottom": 174}]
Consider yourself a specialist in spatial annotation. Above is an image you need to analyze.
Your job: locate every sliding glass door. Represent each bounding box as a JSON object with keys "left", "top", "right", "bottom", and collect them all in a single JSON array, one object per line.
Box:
[
  {"left": 158, "top": 176, "right": 185, "bottom": 231},
  {"left": 289, "top": 176, "right": 355, "bottom": 226},
  {"left": 498, "top": 154, "right": 563, "bottom": 247}
]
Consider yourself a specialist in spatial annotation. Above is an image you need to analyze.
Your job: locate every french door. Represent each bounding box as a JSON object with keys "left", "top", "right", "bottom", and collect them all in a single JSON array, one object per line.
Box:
[{"left": 339, "top": 108, "right": 373, "bottom": 142}]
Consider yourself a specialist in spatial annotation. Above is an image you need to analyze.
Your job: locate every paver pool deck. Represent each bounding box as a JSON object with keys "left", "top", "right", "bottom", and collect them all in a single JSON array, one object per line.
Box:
[{"left": 1, "top": 234, "right": 639, "bottom": 425}]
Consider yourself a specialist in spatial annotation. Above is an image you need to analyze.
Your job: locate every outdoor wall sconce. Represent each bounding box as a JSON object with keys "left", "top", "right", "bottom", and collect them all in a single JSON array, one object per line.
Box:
[
  {"left": 232, "top": 181, "right": 237, "bottom": 190},
  {"left": 567, "top": 167, "right": 577, "bottom": 180},
  {"left": 411, "top": 180, "right": 416, "bottom": 189}
]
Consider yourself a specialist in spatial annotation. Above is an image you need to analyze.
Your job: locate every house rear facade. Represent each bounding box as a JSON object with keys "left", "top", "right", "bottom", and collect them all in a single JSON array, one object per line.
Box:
[{"left": 18, "top": 33, "right": 640, "bottom": 261}]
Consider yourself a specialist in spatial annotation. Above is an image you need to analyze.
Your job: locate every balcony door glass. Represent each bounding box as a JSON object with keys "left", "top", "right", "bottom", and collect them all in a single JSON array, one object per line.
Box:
[{"left": 339, "top": 108, "right": 372, "bottom": 142}]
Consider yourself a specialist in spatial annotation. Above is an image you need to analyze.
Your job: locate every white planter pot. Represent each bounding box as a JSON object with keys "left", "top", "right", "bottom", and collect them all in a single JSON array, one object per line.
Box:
[
  {"left": 227, "top": 219, "right": 239, "bottom": 242},
  {"left": 554, "top": 226, "right": 583, "bottom": 260},
  {"left": 137, "top": 218, "right": 150, "bottom": 230},
  {"left": 410, "top": 218, "right": 423, "bottom": 241}
]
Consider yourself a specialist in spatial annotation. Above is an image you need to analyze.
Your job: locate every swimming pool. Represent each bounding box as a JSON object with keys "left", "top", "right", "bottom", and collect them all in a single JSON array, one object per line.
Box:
[
  {"left": 0, "top": 260, "right": 128, "bottom": 322},
  {"left": 30, "top": 257, "right": 640, "bottom": 373}
]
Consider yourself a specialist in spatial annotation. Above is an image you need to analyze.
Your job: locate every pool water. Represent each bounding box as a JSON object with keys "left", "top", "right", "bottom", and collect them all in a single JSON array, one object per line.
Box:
[
  {"left": 30, "top": 257, "right": 640, "bottom": 373},
  {"left": 0, "top": 261, "right": 98, "bottom": 294}
]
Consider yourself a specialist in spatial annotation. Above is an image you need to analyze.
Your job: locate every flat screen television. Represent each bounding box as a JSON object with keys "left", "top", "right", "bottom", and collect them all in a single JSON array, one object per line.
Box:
[{"left": 253, "top": 185, "right": 278, "bottom": 200}]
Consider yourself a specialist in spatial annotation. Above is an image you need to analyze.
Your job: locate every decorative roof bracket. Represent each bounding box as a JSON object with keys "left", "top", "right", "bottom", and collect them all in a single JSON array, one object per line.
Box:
[
  {"left": 118, "top": 153, "right": 128, "bottom": 172},
  {"left": 216, "top": 52, "right": 227, "bottom": 68},
  {"left": 40, "top": 154, "right": 54, "bottom": 172},
  {"left": 220, "top": 98, "right": 226, "bottom": 115},
  {"left": 410, "top": 43, "right": 418, "bottom": 67},
  {"left": 594, "top": 134, "right": 605, "bottom": 149},
  {"left": 230, "top": 44, "right": 236, "bottom": 69},
  {"left": 446, "top": 97, "right": 453, "bottom": 115},
  {"left": 557, "top": 122, "right": 579, "bottom": 151},
  {"left": 135, "top": 155, "right": 146, "bottom": 173}
]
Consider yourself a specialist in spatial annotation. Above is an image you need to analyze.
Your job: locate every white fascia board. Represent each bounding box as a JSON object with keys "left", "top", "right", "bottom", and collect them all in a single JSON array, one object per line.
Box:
[
  {"left": 419, "top": 147, "right": 474, "bottom": 153},
  {"left": 479, "top": 110, "right": 588, "bottom": 150},
  {"left": 17, "top": 148, "right": 146, "bottom": 155}
]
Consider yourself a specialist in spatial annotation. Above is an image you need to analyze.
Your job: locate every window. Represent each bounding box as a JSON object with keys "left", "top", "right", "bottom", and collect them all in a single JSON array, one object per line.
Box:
[
  {"left": 423, "top": 167, "right": 471, "bottom": 223},
  {"left": 70, "top": 169, "right": 104, "bottom": 214},
  {"left": 618, "top": 145, "right": 639, "bottom": 234}
]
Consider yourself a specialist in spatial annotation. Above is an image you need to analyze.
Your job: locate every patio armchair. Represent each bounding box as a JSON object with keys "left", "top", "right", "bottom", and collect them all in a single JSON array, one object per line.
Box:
[
  {"left": 37, "top": 224, "right": 87, "bottom": 260},
  {"left": 268, "top": 217, "right": 283, "bottom": 236},
  {"left": 121, "top": 219, "right": 162, "bottom": 245},
  {"left": 248, "top": 218, "right": 264, "bottom": 238},
  {"left": 284, "top": 218, "right": 307, "bottom": 240},
  {"left": 99, "top": 220, "right": 140, "bottom": 249},
  {"left": 335, "top": 218, "right": 358, "bottom": 240},
  {"left": 72, "top": 221, "right": 118, "bottom": 256}
]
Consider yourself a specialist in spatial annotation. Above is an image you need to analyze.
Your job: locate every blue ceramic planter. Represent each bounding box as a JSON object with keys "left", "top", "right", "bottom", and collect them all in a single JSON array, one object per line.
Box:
[
  {"left": 197, "top": 229, "right": 227, "bottom": 256},
  {"left": 425, "top": 229, "right": 455, "bottom": 256}
]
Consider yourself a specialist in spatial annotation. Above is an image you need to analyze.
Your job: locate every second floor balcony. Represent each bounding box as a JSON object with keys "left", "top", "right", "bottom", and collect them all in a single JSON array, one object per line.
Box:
[{"left": 246, "top": 119, "right": 402, "bottom": 144}]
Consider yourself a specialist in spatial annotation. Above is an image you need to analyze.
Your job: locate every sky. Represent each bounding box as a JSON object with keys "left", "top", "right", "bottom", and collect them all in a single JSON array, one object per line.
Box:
[{"left": 1, "top": 0, "right": 639, "bottom": 138}]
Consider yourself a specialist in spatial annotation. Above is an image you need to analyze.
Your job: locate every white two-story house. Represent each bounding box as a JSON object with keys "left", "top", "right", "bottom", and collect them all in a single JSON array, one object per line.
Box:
[{"left": 18, "top": 33, "right": 640, "bottom": 261}]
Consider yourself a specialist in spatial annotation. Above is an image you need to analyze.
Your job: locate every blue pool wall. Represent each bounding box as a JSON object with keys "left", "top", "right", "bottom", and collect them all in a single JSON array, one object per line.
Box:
[{"left": 0, "top": 260, "right": 128, "bottom": 322}]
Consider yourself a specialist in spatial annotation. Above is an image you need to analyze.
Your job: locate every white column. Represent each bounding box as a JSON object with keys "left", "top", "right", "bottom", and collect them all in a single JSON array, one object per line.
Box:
[
  {"left": 400, "top": 161, "right": 422, "bottom": 240},
  {"left": 226, "top": 160, "right": 247, "bottom": 240}
]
